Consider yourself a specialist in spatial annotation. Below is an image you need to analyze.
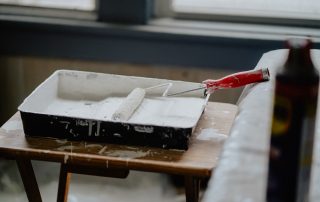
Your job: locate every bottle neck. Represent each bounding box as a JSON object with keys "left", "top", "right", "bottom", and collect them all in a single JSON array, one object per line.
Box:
[{"left": 284, "top": 47, "right": 314, "bottom": 73}]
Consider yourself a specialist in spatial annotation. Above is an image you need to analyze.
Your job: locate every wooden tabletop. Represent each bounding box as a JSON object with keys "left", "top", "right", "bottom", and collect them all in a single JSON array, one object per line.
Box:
[{"left": 0, "top": 102, "right": 237, "bottom": 177}]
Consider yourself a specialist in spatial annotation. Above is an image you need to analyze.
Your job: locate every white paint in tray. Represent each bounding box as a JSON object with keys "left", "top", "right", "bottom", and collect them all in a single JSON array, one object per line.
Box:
[{"left": 42, "top": 96, "right": 205, "bottom": 128}]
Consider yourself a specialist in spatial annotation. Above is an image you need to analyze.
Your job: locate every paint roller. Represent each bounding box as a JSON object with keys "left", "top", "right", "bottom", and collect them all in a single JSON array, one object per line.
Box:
[
  {"left": 112, "top": 88, "right": 145, "bottom": 121},
  {"left": 112, "top": 83, "right": 172, "bottom": 121}
]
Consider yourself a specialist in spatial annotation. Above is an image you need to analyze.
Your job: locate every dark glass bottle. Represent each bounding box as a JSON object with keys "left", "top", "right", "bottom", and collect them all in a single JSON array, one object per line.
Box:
[{"left": 267, "top": 39, "right": 319, "bottom": 202}]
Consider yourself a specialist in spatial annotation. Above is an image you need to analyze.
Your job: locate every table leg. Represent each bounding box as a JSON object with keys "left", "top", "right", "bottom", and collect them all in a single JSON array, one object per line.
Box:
[
  {"left": 57, "top": 163, "right": 72, "bottom": 202},
  {"left": 185, "top": 176, "right": 200, "bottom": 202},
  {"left": 16, "top": 158, "right": 42, "bottom": 202},
  {"left": 56, "top": 162, "right": 129, "bottom": 202}
]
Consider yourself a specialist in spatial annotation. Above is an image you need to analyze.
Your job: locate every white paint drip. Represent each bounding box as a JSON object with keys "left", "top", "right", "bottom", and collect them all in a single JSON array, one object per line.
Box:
[
  {"left": 134, "top": 126, "right": 154, "bottom": 133},
  {"left": 125, "top": 146, "right": 138, "bottom": 150},
  {"left": 60, "top": 121, "right": 70, "bottom": 129},
  {"left": 85, "top": 144, "right": 103, "bottom": 149},
  {"left": 102, "top": 150, "right": 150, "bottom": 159},
  {"left": 168, "top": 149, "right": 184, "bottom": 152},
  {"left": 95, "top": 121, "right": 101, "bottom": 136},
  {"left": 57, "top": 143, "right": 77, "bottom": 152},
  {"left": 122, "top": 124, "right": 130, "bottom": 130},
  {"left": 69, "top": 129, "right": 76, "bottom": 136},
  {"left": 113, "top": 133, "right": 122, "bottom": 138},
  {"left": 1, "top": 120, "right": 23, "bottom": 132},
  {"left": 197, "top": 128, "right": 228, "bottom": 142},
  {"left": 88, "top": 120, "right": 93, "bottom": 136},
  {"left": 76, "top": 120, "right": 89, "bottom": 126},
  {"left": 55, "top": 139, "right": 68, "bottom": 144},
  {"left": 58, "top": 143, "right": 103, "bottom": 153}
]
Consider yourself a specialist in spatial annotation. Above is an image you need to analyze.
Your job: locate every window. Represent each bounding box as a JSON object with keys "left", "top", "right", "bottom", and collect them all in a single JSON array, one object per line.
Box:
[
  {"left": 172, "top": 0, "right": 320, "bottom": 26},
  {"left": 0, "top": 0, "right": 95, "bottom": 11}
]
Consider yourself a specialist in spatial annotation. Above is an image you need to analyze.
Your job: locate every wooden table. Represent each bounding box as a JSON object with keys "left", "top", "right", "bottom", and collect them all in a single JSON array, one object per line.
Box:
[{"left": 0, "top": 102, "right": 237, "bottom": 202}]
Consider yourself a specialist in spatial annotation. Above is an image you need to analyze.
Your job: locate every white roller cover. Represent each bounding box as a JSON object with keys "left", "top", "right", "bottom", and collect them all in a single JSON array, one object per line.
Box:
[{"left": 112, "top": 88, "right": 146, "bottom": 121}]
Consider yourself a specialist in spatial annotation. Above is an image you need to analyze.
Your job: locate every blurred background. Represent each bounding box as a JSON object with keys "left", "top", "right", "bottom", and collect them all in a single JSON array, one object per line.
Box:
[{"left": 1, "top": 1, "right": 320, "bottom": 202}]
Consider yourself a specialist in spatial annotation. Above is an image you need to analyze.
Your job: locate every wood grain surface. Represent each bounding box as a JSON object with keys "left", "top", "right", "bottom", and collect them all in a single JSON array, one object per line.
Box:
[{"left": 0, "top": 102, "right": 237, "bottom": 177}]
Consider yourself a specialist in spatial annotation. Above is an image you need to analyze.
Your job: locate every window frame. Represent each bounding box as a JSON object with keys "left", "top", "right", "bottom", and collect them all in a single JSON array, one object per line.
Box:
[{"left": 0, "top": 4, "right": 96, "bottom": 20}]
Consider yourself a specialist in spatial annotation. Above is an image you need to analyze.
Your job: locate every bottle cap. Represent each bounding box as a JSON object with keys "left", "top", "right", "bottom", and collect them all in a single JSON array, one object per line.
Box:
[{"left": 286, "top": 38, "right": 312, "bottom": 49}]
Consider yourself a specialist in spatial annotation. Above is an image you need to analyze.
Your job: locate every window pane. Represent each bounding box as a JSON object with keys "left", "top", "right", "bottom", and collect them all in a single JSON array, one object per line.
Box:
[
  {"left": 173, "top": 0, "right": 320, "bottom": 20},
  {"left": 0, "top": 0, "right": 95, "bottom": 11}
]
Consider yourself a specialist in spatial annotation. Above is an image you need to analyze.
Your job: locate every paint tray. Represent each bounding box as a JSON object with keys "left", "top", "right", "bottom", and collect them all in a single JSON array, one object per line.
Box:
[{"left": 18, "top": 70, "right": 209, "bottom": 150}]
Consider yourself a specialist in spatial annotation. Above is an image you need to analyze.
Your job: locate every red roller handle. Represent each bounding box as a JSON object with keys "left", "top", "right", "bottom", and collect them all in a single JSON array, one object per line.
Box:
[{"left": 203, "top": 68, "right": 270, "bottom": 90}]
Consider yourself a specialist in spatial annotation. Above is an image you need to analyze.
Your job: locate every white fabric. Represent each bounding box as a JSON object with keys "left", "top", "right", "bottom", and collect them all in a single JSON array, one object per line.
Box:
[{"left": 203, "top": 49, "right": 320, "bottom": 202}]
